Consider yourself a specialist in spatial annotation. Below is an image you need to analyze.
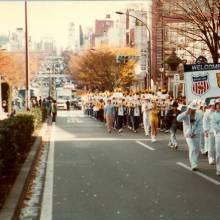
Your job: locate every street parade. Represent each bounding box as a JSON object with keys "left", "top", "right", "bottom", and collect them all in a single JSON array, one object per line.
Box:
[
  {"left": 81, "top": 90, "right": 220, "bottom": 176},
  {"left": 1, "top": 1, "right": 220, "bottom": 219}
]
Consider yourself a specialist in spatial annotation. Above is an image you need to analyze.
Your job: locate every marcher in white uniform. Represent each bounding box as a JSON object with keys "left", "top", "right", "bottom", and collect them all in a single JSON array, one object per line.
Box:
[
  {"left": 177, "top": 101, "right": 203, "bottom": 170},
  {"left": 198, "top": 101, "right": 206, "bottom": 155},
  {"left": 142, "top": 97, "right": 152, "bottom": 136},
  {"left": 203, "top": 99, "right": 216, "bottom": 165},
  {"left": 210, "top": 98, "right": 220, "bottom": 176}
]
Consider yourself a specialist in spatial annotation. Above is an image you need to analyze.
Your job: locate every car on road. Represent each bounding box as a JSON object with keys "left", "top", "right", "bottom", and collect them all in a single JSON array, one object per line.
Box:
[{"left": 57, "top": 95, "right": 70, "bottom": 110}]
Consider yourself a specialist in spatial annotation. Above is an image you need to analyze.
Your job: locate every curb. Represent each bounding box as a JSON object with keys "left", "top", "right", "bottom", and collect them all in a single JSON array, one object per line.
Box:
[{"left": 0, "top": 123, "right": 47, "bottom": 220}]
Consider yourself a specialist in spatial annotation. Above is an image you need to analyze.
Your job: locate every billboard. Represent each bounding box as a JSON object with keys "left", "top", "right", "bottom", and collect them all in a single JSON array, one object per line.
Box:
[{"left": 184, "top": 63, "right": 220, "bottom": 103}]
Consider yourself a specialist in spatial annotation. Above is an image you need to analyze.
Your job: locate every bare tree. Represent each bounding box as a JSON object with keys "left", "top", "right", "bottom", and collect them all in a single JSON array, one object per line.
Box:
[{"left": 164, "top": 0, "right": 220, "bottom": 63}]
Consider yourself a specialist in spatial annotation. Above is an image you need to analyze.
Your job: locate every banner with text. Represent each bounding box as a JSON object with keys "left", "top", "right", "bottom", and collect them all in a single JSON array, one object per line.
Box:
[{"left": 184, "top": 63, "right": 220, "bottom": 103}]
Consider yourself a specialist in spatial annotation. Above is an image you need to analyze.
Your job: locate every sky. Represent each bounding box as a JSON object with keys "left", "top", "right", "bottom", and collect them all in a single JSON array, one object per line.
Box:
[{"left": 0, "top": 0, "right": 150, "bottom": 49}]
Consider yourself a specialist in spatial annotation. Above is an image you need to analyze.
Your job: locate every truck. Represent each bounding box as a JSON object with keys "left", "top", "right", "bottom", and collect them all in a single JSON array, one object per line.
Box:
[{"left": 56, "top": 88, "right": 72, "bottom": 110}]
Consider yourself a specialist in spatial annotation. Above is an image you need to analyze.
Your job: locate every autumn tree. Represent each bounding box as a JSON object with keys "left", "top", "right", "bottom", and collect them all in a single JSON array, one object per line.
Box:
[
  {"left": 68, "top": 47, "right": 138, "bottom": 91},
  {"left": 164, "top": 0, "right": 220, "bottom": 62},
  {"left": 0, "top": 51, "right": 45, "bottom": 88}
]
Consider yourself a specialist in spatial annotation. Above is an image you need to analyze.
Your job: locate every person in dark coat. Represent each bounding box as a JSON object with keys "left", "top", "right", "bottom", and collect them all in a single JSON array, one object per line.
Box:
[{"left": 166, "top": 102, "right": 181, "bottom": 149}]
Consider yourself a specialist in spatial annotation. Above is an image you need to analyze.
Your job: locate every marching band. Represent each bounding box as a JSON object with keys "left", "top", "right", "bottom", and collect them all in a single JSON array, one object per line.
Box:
[{"left": 81, "top": 90, "right": 220, "bottom": 176}]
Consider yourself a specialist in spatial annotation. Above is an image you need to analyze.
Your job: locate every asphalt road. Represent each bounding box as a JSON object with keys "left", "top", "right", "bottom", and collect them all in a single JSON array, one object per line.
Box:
[{"left": 40, "top": 110, "right": 220, "bottom": 220}]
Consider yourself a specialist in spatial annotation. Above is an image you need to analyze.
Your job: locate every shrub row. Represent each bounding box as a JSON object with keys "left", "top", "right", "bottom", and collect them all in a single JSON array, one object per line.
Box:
[{"left": 0, "top": 107, "right": 46, "bottom": 174}]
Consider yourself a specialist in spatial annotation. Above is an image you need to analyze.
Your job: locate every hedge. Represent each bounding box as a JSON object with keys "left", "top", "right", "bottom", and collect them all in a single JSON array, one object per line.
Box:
[{"left": 0, "top": 107, "right": 46, "bottom": 174}]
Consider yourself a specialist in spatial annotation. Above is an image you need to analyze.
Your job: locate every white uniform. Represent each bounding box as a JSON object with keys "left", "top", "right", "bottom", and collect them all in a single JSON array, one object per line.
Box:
[
  {"left": 203, "top": 109, "right": 216, "bottom": 164},
  {"left": 210, "top": 111, "right": 220, "bottom": 173},
  {"left": 177, "top": 110, "right": 203, "bottom": 169},
  {"left": 142, "top": 101, "right": 152, "bottom": 136}
]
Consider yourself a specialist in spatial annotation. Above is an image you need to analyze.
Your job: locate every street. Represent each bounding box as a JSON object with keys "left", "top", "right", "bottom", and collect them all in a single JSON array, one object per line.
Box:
[{"left": 40, "top": 110, "right": 220, "bottom": 220}]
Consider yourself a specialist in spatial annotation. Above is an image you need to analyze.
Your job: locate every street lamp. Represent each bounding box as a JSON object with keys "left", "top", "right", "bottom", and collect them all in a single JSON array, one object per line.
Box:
[{"left": 115, "top": 11, "right": 151, "bottom": 90}]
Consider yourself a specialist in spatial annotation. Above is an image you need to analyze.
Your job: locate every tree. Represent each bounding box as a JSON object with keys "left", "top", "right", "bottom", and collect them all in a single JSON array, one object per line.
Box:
[
  {"left": 68, "top": 47, "right": 138, "bottom": 91},
  {"left": 165, "top": 0, "right": 220, "bottom": 63},
  {"left": 0, "top": 51, "right": 44, "bottom": 87}
]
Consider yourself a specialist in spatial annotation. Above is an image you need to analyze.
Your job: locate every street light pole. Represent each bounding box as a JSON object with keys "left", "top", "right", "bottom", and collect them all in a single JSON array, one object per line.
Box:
[
  {"left": 116, "top": 11, "right": 151, "bottom": 90},
  {"left": 25, "top": 0, "right": 29, "bottom": 110}
]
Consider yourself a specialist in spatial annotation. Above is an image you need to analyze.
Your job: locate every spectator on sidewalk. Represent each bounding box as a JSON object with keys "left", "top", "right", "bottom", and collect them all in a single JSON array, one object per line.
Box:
[
  {"left": 177, "top": 101, "right": 203, "bottom": 171},
  {"left": 104, "top": 99, "right": 115, "bottom": 133},
  {"left": 45, "top": 97, "right": 52, "bottom": 119},
  {"left": 52, "top": 100, "right": 58, "bottom": 123}
]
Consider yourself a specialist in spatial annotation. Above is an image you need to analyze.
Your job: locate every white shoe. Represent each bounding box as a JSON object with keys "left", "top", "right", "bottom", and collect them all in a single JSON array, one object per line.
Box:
[
  {"left": 151, "top": 138, "right": 156, "bottom": 142},
  {"left": 118, "top": 128, "right": 123, "bottom": 133},
  {"left": 216, "top": 171, "right": 220, "bottom": 176}
]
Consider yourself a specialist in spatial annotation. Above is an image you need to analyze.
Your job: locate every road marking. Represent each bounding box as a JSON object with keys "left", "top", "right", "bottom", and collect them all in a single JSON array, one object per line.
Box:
[
  {"left": 40, "top": 124, "right": 55, "bottom": 220},
  {"left": 69, "top": 138, "right": 152, "bottom": 141},
  {"left": 176, "top": 162, "right": 220, "bottom": 186},
  {"left": 136, "top": 141, "right": 155, "bottom": 151},
  {"left": 67, "top": 118, "right": 83, "bottom": 123}
]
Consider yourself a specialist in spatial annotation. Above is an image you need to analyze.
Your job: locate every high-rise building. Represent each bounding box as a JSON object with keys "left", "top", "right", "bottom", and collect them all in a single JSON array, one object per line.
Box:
[
  {"left": 68, "top": 22, "right": 78, "bottom": 52},
  {"left": 90, "top": 14, "right": 114, "bottom": 48}
]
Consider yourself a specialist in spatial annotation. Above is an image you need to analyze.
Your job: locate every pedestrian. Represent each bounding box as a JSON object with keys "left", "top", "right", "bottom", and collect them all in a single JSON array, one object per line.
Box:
[
  {"left": 150, "top": 102, "right": 159, "bottom": 142},
  {"left": 166, "top": 102, "right": 181, "bottom": 149},
  {"left": 198, "top": 100, "right": 206, "bottom": 155},
  {"left": 66, "top": 100, "right": 70, "bottom": 110},
  {"left": 45, "top": 97, "right": 52, "bottom": 119},
  {"left": 203, "top": 99, "right": 216, "bottom": 164},
  {"left": 38, "top": 96, "right": 42, "bottom": 107},
  {"left": 210, "top": 98, "right": 220, "bottom": 176},
  {"left": 52, "top": 100, "right": 58, "bottom": 123},
  {"left": 177, "top": 101, "right": 203, "bottom": 171},
  {"left": 2, "top": 100, "right": 7, "bottom": 112},
  {"left": 116, "top": 99, "right": 125, "bottom": 133},
  {"left": 104, "top": 99, "right": 115, "bottom": 133},
  {"left": 142, "top": 97, "right": 152, "bottom": 136},
  {"left": 133, "top": 101, "right": 141, "bottom": 133}
]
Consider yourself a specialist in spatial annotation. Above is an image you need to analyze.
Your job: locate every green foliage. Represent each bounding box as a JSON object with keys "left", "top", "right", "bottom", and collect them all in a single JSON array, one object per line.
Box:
[{"left": 0, "top": 107, "right": 45, "bottom": 174}]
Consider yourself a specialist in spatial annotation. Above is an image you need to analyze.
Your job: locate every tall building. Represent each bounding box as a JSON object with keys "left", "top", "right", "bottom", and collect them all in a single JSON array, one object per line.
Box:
[
  {"left": 7, "top": 27, "right": 25, "bottom": 51},
  {"left": 68, "top": 22, "right": 78, "bottom": 52},
  {"left": 90, "top": 14, "right": 114, "bottom": 48}
]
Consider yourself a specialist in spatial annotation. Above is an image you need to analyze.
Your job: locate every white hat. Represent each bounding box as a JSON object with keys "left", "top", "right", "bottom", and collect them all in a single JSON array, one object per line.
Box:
[
  {"left": 187, "top": 101, "right": 198, "bottom": 110},
  {"left": 215, "top": 98, "right": 220, "bottom": 104},
  {"left": 209, "top": 99, "right": 216, "bottom": 106}
]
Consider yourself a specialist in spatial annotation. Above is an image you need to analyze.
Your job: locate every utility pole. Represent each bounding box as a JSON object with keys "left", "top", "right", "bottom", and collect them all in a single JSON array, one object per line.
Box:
[{"left": 25, "top": 0, "right": 29, "bottom": 110}]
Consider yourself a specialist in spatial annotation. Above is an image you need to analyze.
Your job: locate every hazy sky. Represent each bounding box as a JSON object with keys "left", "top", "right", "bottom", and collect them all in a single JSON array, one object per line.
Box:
[{"left": 0, "top": 1, "right": 150, "bottom": 49}]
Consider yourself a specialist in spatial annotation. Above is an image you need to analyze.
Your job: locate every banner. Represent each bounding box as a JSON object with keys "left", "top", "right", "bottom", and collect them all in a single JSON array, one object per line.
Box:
[{"left": 184, "top": 63, "right": 220, "bottom": 103}]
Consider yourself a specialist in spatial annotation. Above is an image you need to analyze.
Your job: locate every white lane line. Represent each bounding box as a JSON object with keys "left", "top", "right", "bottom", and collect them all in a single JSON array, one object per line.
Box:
[
  {"left": 136, "top": 141, "right": 155, "bottom": 151},
  {"left": 70, "top": 138, "right": 152, "bottom": 141},
  {"left": 40, "top": 124, "right": 55, "bottom": 220},
  {"left": 176, "top": 162, "right": 220, "bottom": 186}
]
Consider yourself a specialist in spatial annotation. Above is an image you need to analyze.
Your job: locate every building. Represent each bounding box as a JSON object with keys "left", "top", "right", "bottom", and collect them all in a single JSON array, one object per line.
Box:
[
  {"left": 151, "top": 0, "right": 212, "bottom": 92},
  {"left": 90, "top": 14, "right": 114, "bottom": 48}
]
